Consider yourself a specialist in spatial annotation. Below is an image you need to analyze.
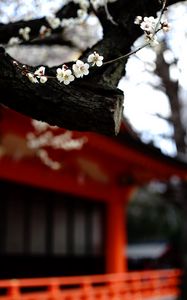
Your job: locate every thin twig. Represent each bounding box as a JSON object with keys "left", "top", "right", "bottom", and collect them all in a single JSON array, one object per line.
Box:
[
  {"left": 103, "top": 42, "right": 149, "bottom": 65},
  {"left": 104, "top": 3, "right": 118, "bottom": 26},
  {"left": 154, "top": 0, "right": 168, "bottom": 34}
]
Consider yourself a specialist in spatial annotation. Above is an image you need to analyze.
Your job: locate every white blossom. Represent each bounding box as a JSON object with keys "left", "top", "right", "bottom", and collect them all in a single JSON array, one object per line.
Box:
[
  {"left": 77, "top": 9, "right": 87, "bottom": 21},
  {"left": 34, "top": 66, "right": 45, "bottom": 76},
  {"left": 134, "top": 16, "right": 142, "bottom": 25},
  {"left": 40, "top": 76, "right": 48, "bottom": 83},
  {"left": 87, "top": 51, "right": 104, "bottom": 67},
  {"left": 8, "top": 37, "right": 21, "bottom": 46},
  {"left": 19, "top": 27, "right": 31, "bottom": 41},
  {"left": 56, "top": 66, "right": 75, "bottom": 85},
  {"left": 161, "top": 21, "right": 170, "bottom": 32},
  {"left": 46, "top": 14, "right": 61, "bottom": 29},
  {"left": 140, "top": 16, "right": 157, "bottom": 34},
  {"left": 72, "top": 60, "right": 89, "bottom": 78},
  {"left": 34, "top": 66, "right": 48, "bottom": 83},
  {"left": 31, "top": 120, "right": 49, "bottom": 133},
  {"left": 27, "top": 73, "right": 38, "bottom": 83},
  {"left": 39, "top": 25, "right": 52, "bottom": 37}
]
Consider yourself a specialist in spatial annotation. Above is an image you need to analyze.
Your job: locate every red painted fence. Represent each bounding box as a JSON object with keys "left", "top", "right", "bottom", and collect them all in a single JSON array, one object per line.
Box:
[{"left": 0, "top": 269, "right": 181, "bottom": 300}]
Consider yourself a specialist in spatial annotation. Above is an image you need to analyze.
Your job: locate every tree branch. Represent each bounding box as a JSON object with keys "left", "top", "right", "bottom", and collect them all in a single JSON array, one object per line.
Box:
[
  {"left": 0, "top": 0, "right": 185, "bottom": 135},
  {"left": 0, "top": 2, "right": 78, "bottom": 44},
  {"left": 0, "top": 48, "right": 124, "bottom": 135}
]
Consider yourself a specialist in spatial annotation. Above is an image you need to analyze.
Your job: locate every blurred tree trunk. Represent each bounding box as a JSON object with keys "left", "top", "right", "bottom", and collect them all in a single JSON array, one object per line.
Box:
[
  {"left": 155, "top": 41, "right": 187, "bottom": 299},
  {"left": 155, "top": 42, "right": 186, "bottom": 154}
]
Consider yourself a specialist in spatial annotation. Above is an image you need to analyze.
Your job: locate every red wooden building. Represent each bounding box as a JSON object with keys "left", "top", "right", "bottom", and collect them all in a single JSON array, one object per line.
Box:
[{"left": 0, "top": 105, "right": 186, "bottom": 298}]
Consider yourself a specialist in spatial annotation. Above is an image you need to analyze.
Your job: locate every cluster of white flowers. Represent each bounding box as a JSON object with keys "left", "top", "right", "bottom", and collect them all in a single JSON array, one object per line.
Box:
[
  {"left": 45, "top": 0, "right": 118, "bottom": 29},
  {"left": 8, "top": 36, "right": 21, "bottom": 46},
  {"left": 8, "top": 24, "right": 52, "bottom": 46},
  {"left": 8, "top": 26, "right": 31, "bottom": 46},
  {"left": 7, "top": 0, "right": 118, "bottom": 47},
  {"left": 27, "top": 129, "right": 87, "bottom": 151},
  {"left": 45, "top": 0, "right": 89, "bottom": 31},
  {"left": 27, "top": 66, "right": 48, "bottom": 84},
  {"left": 140, "top": 16, "right": 157, "bottom": 32},
  {"left": 31, "top": 119, "right": 54, "bottom": 132},
  {"left": 46, "top": 14, "right": 61, "bottom": 29},
  {"left": 134, "top": 15, "right": 170, "bottom": 46},
  {"left": 19, "top": 27, "right": 31, "bottom": 41},
  {"left": 26, "top": 51, "right": 104, "bottom": 85},
  {"left": 26, "top": 120, "right": 87, "bottom": 170},
  {"left": 7, "top": 4, "right": 88, "bottom": 46}
]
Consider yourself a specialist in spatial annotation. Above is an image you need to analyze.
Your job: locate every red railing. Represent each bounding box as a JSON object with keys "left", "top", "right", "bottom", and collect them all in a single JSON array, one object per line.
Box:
[{"left": 0, "top": 269, "right": 181, "bottom": 300}]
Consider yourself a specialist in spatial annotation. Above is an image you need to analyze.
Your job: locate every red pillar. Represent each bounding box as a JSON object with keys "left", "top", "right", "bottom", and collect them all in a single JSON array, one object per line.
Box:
[{"left": 106, "top": 187, "right": 133, "bottom": 274}]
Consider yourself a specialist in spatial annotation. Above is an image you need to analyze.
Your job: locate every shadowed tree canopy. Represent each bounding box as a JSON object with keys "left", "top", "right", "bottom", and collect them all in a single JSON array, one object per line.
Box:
[{"left": 0, "top": 0, "right": 185, "bottom": 135}]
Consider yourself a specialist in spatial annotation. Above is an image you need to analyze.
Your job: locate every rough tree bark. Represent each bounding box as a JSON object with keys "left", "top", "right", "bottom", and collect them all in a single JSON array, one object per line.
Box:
[{"left": 0, "top": 0, "right": 184, "bottom": 135}]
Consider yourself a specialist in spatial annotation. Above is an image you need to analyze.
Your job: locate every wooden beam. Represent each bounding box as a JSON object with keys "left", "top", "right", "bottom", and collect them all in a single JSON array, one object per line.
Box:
[
  {"left": 86, "top": 133, "right": 187, "bottom": 180},
  {"left": 0, "top": 157, "right": 114, "bottom": 202}
]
